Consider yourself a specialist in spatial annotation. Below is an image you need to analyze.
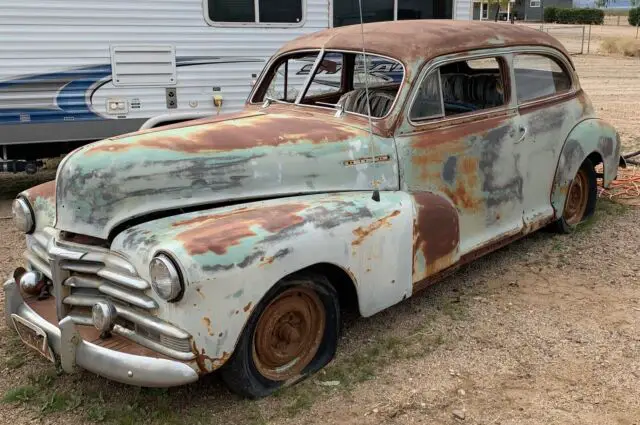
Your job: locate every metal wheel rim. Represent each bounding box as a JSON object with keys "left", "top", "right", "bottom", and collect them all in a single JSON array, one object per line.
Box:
[
  {"left": 252, "top": 287, "right": 325, "bottom": 381},
  {"left": 564, "top": 168, "right": 589, "bottom": 226}
]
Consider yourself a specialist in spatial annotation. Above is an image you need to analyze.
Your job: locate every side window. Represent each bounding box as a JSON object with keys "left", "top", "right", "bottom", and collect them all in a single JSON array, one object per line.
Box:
[
  {"left": 304, "top": 53, "right": 344, "bottom": 99},
  {"left": 410, "top": 56, "right": 506, "bottom": 122},
  {"left": 207, "top": 0, "right": 303, "bottom": 24},
  {"left": 265, "top": 53, "right": 319, "bottom": 102},
  {"left": 410, "top": 70, "right": 444, "bottom": 121},
  {"left": 513, "top": 54, "right": 572, "bottom": 103}
]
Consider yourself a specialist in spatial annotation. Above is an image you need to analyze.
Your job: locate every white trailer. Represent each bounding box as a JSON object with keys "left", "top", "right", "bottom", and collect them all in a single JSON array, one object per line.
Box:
[{"left": 0, "top": 0, "right": 471, "bottom": 171}]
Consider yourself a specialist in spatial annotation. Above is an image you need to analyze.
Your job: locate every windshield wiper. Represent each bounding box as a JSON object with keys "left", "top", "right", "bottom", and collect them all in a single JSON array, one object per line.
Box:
[{"left": 262, "top": 96, "right": 290, "bottom": 108}]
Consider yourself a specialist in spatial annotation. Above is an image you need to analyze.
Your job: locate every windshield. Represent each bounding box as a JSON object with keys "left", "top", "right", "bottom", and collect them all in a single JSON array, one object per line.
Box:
[{"left": 252, "top": 50, "right": 404, "bottom": 119}]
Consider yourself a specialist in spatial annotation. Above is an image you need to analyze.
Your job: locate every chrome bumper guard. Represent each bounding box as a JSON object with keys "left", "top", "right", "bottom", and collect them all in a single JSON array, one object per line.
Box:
[{"left": 3, "top": 278, "right": 198, "bottom": 387}]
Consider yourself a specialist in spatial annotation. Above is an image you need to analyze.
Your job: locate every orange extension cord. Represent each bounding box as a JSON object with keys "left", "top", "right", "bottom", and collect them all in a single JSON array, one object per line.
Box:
[{"left": 597, "top": 162, "right": 640, "bottom": 202}]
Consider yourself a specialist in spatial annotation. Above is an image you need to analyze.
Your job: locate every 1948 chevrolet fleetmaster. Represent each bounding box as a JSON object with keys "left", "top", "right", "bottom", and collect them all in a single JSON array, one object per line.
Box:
[{"left": 5, "top": 20, "right": 623, "bottom": 398}]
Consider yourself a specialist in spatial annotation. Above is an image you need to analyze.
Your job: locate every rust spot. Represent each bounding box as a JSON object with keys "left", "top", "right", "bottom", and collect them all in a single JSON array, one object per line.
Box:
[
  {"left": 259, "top": 248, "right": 292, "bottom": 266},
  {"left": 201, "top": 317, "right": 214, "bottom": 337},
  {"left": 412, "top": 192, "right": 460, "bottom": 287},
  {"left": 351, "top": 210, "right": 401, "bottom": 246},
  {"left": 174, "top": 204, "right": 307, "bottom": 255},
  {"left": 191, "top": 342, "right": 232, "bottom": 373},
  {"left": 243, "top": 302, "right": 253, "bottom": 313},
  {"left": 195, "top": 287, "right": 205, "bottom": 299},
  {"left": 83, "top": 111, "right": 365, "bottom": 155},
  {"left": 22, "top": 180, "right": 55, "bottom": 203}
]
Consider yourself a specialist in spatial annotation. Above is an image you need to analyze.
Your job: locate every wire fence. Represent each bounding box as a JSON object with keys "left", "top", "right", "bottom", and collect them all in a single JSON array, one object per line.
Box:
[{"left": 536, "top": 24, "right": 590, "bottom": 55}]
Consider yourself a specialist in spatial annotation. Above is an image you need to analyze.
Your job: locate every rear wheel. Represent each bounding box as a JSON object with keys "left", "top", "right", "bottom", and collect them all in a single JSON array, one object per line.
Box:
[
  {"left": 220, "top": 273, "right": 340, "bottom": 398},
  {"left": 551, "top": 158, "right": 597, "bottom": 233}
]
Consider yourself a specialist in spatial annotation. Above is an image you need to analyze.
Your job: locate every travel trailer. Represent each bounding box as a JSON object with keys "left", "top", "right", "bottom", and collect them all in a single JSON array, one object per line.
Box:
[{"left": 0, "top": 0, "right": 472, "bottom": 172}]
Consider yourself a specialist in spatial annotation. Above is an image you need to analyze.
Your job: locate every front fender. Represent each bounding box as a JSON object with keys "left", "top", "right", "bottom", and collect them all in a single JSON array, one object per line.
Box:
[
  {"left": 19, "top": 180, "right": 56, "bottom": 231},
  {"left": 550, "top": 118, "right": 621, "bottom": 217},
  {"left": 111, "top": 191, "right": 414, "bottom": 373}
]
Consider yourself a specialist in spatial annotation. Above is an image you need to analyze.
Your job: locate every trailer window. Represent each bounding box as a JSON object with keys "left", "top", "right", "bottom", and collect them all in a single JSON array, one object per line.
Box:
[
  {"left": 333, "top": 0, "right": 394, "bottom": 27},
  {"left": 207, "top": 0, "right": 303, "bottom": 24}
]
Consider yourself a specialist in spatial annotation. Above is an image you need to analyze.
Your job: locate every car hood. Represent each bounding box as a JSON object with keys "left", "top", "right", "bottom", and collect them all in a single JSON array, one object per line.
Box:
[{"left": 55, "top": 108, "right": 398, "bottom": 240}]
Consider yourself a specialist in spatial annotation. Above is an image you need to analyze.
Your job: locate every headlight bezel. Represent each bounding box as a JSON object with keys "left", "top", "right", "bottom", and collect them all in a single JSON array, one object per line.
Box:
[
  {"left": 12, "top": 197, "right": 35, "bottom": 234},
  {"left": 149, "top": 253, "right": 184, "bottom": 302}
]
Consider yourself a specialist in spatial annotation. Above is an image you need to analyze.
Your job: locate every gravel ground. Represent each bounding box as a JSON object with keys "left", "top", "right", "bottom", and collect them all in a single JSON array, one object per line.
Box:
[{"left": 0, "top": 34, "right": 639, "bottom": 425}]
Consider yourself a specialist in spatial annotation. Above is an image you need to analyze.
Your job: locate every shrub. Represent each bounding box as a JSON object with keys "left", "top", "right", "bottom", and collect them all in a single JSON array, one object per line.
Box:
[
  {"left": 544, "top": 6, "right": 558, "bottom": 23},
  {"left": 600, "top": 37, "right": 640, "bottom": 57},
  {"left": 551, "top": 8, "right": 604, "bottom": 25},
  {"left": 629, "top": 7, "right": 640, "bottom": 27}
]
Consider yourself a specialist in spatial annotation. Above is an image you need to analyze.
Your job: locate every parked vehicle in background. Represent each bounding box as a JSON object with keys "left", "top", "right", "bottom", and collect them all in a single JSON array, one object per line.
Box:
[
  {"left": 4, "top": 20, "right": 624, "bottom": 399},
  {"left": 0, "top": 0, "right": 470, "bottom": 173}
]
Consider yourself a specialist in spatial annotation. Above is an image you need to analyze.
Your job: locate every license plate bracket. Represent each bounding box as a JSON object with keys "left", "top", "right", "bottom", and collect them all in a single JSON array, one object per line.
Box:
[{"left": 11, "top": 314, "right": 55, "bottom": 363}]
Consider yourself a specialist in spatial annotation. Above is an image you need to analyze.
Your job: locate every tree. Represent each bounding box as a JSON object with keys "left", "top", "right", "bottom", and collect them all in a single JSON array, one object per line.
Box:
[
  {"left": 595, "top": 0, "right": 640, "bottom": 6},
  {"left": 484, "top": 0, "right": 512, "bottom": 22}
]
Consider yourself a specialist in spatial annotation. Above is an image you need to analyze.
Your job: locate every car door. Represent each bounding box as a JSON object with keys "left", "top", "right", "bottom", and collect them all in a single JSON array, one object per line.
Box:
[
  {"left": 395, "top": 51, "right": 527, "bottom": 284},
  {"left": 511, "top": 50, "right": 580, "bottom": 228}
]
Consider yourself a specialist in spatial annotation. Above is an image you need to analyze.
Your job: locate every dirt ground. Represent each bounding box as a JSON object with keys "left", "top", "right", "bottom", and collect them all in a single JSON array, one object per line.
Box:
[{"left": 0, "top": 27, "right": 639, "bottom": 425}]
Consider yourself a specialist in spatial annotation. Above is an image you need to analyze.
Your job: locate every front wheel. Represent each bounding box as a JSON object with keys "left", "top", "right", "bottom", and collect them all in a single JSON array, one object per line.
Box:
[
  {"left": 551, "top": 158, "right": 597, "bottom": 234},
  {"left": 220, "top": 273, "right": 340, "bottom": 398}
]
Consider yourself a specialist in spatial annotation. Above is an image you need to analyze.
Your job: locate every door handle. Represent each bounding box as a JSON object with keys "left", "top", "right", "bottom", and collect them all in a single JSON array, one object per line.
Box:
[{"left": 516, "top": 126, "right": 528, "bottom": 144}]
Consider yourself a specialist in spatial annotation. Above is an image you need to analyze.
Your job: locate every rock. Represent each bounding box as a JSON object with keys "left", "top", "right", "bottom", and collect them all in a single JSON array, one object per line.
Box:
[
  {"left": 373, "top": 408, "right": 379, "bottom": 414},
  {"left": 458, "top": 389, "right": 466, "bottom": 396},
  {"left": 317, "top": 380, "right": 340, "bottom": 387},
  {"left": 420, "top": 402, "right": 426, "bottom": 408},
  {"left": 452, "top": 409, "right": 466, "bottom": 420}
]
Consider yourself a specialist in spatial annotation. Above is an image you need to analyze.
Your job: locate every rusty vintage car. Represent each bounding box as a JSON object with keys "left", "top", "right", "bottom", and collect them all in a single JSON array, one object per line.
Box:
[{"left": 4, "top": 21, "right": 623, "bottom": 398}]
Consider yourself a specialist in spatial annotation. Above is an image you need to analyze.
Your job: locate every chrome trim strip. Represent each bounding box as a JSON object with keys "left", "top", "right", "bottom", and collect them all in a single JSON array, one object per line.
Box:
[
  {"left": 60, "top": 261, "right": 102, "bottom": 274},
  {"left": 113, "top": 325, "right": 195, "bottom": 361},
  {"left": 103, "top": 255, "right": 137, "bottom": 275},
  {"left": 24, "top": 251, "right": 52, "bottom": 280},
  {"left": 65, "top": 286, "right": 157, "bottom": 310},
  {"left": 64, "top": 275, "right": 101, "bottom": 289},
  {"left": 97, "top": 269, "right": 149, "bottom": 291},
  {"left": 63, "top": 294, "right": 189, "bottom": 340}
]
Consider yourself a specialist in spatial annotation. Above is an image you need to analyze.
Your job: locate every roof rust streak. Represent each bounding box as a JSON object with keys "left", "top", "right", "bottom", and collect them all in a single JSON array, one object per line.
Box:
[{"left": 277, "top": 20, "right": 570, "bottom": 65}]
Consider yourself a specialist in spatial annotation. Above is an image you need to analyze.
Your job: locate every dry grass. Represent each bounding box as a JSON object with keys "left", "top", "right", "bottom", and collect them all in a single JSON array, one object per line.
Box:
[{"left": 601, "top": 36, "right": 640, "bottom": 57}]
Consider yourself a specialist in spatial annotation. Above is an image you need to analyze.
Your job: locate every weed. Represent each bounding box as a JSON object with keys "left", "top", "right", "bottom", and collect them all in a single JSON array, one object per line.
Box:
[
  {"left": 284, "top": 391, "right": 315, "bottom": 417},
  {"left": 2, "top": 385, "right": 37, "bottom": 403},
  {"left": 6, "top": 354, "right": 25, "bottom": 369},
  {"left": 86, "top": 405, "right": 108, "bottom": 422},
  {"left": 40, "top": 391, "right": 72, "bottom": 414}
]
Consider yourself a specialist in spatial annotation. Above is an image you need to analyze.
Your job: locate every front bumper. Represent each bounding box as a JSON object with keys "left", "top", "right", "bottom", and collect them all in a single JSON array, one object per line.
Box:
[{"left": 3, "top": 278, "right": 199, "bottom": 387}]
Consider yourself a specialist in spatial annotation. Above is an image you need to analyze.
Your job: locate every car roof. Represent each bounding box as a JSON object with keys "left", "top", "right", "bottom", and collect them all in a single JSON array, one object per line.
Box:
[{"left": 276, "top": 20, "right": 571, "bottom": 65}]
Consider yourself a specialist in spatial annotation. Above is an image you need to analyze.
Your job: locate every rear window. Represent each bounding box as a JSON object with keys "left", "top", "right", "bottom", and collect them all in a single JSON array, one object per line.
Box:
[{"left": 513, "top": 54, "right": 572, "bottom": 103}]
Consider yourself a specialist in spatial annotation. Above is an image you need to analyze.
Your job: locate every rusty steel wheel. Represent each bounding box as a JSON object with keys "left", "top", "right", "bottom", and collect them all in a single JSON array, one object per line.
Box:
[
  {"left": 551, "top": 158, "right": 597, "bottom": 234},
  {"left": 252, "top": 287, "right": 326, "bottom": 381},
  {"left": 563, "top": 167, "right": 590, "bottom": 226},
  {"left": 220, "top": 274, "right": 340, "bottom": 398}
]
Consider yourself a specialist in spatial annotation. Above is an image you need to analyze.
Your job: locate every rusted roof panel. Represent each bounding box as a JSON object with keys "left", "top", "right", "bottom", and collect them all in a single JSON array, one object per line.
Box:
[{"left": 276, "top": 20, "right": 571, "bottom": 64}]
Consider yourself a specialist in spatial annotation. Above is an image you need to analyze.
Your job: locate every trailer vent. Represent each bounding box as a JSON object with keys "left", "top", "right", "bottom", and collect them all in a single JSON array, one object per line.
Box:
[{"left": 110, "top": 45, "right": 177, "bottom": 87}]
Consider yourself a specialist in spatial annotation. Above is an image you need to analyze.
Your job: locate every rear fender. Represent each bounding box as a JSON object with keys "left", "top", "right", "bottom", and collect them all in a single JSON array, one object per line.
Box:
[{"left": 550, "top": 118, "right": 621, "bottom": 217}]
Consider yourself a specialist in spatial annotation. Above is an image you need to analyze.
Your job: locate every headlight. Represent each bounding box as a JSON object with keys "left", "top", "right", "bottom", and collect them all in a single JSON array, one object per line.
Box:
[
  {"left": 12, "top": 198, "right": 34, "bottom": 234},
  {"left": 149, "top": 254, "right": 183, "bottom": 302}
]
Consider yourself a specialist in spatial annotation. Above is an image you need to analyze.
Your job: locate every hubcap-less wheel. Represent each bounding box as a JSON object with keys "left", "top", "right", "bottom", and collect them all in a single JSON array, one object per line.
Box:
[
  {"left": 564, "top": 168, "right": 589, "bottom": 226},
  {"left": 252, "top": 287, "right": 325, "bottom": 381}
]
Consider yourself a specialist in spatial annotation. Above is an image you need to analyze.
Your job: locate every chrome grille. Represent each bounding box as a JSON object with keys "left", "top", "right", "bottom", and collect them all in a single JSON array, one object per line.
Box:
[{"left": 23, "top": 229, "right": 194, "bottom": 360}]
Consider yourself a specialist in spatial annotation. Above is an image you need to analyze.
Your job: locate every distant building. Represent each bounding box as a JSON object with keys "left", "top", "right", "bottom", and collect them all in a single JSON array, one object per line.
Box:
[{"left": 472, "top": 0, "right": 574, "bottom": 22}]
